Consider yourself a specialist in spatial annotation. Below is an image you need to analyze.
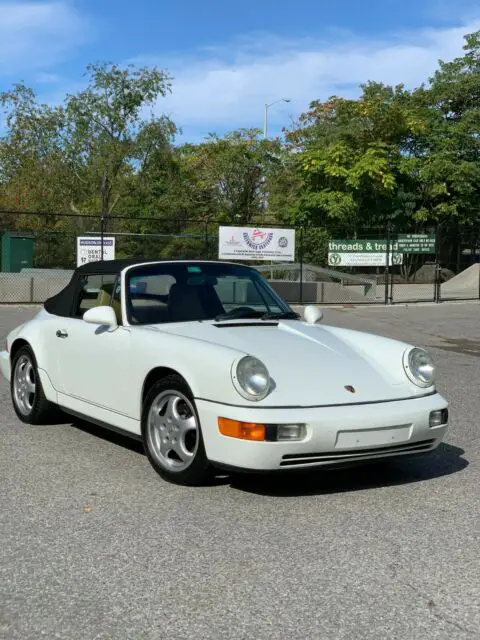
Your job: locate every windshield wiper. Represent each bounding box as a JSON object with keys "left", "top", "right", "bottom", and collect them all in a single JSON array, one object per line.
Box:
[{"left": 261, "top": 311, "right": 300, "bottom": 320}]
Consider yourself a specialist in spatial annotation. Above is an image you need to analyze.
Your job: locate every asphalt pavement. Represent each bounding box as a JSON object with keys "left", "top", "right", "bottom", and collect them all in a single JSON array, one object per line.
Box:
[{"left": 0, "top": 302, "right": 479, "bottom": 640}]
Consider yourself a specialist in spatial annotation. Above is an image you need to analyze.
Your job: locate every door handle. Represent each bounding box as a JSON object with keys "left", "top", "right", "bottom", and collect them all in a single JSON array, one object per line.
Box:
[{"left": 56, "top": 329, "right": 68, "bottom": 339}]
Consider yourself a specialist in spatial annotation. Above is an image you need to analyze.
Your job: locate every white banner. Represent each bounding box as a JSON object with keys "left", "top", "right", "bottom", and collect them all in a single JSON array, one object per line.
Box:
[
  {"left": 77, "top": 237, "right": 115, "bottom": 267},
  {"left": 219, "top": 226, "right": 295, "bottom": 261},
  {"left": 328, "top": 252, "right": 403, "bottom": 267}
]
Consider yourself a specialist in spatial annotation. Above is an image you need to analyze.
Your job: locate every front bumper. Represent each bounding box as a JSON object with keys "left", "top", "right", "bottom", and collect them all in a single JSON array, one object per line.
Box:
[
  {"left": 0, "top": 350, "right": 10, "bottom": 383},
  {"left": 196, "top": 392, "right": 449, "bottom": 471}
]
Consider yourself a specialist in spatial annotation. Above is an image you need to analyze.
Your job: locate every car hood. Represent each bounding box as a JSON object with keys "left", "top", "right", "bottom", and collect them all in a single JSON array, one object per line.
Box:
[{"left": 147, "top": 319, "right": 429, "bottom": 406}]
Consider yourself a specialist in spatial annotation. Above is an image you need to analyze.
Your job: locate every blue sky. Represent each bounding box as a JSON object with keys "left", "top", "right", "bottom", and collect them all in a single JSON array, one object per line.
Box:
[{"left": 0, "top": 0, "right": 479, "bottom": 142}]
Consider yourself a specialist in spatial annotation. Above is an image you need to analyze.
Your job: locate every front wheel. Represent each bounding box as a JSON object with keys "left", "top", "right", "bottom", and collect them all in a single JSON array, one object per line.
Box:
[{"left": 141, "top": 375, "right": 212, "bottom": 485}]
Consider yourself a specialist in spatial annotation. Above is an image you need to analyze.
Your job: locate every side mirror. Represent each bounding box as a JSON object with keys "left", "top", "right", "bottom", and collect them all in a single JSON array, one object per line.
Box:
[
  {"left": 83, "top": 305, "right": 118, "bottom": 331},
  {"left": 304, "top": 305, "right": 323, "bottom": 324}
]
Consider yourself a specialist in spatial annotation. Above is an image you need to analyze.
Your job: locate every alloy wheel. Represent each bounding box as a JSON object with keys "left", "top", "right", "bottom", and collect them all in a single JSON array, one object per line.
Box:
[
  {"left": 13, "top": 355, "right": 36, "bottom": 416},
  {"left": 146, "top": 390, "right": 199, "bottom": 472}
]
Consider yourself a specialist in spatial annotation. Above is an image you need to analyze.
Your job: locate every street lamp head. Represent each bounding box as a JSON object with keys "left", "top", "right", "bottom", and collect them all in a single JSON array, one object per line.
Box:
[{"left": 266, "top": 97, "right": 292, "bottom": 108}]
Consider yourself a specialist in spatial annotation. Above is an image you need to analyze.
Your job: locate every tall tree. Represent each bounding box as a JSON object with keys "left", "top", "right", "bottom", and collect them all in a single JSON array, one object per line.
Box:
[
  {"left": 65, "top": 62, "right": 175, "bottom": 215},
  {"left": 0, "top": 84, "right": 71, "bottom": 214},
  {"left": 178, "top": 128, "right": 282, "bottom": 224},
  {"left": 279, "top": 82, "right": 424, "bottom": 234},
  {"left": 411, "top": 30, "right": 480, "bottom": 226}
]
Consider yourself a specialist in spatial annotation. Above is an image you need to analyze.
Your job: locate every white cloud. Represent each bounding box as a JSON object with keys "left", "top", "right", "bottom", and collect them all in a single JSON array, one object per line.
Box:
[
  {"left": 36, "top": 72, "right": 61, "bottom": 84},
  {"left": 0, "top": 1, "right": 90, "bottom": 77},
  {"left": 140, "top": 19, "right": 480, "bottom": 139}
]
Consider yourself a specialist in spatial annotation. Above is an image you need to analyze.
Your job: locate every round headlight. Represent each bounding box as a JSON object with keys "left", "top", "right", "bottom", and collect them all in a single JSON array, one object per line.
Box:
[
  {"left": 404, "top": 347, "right": 436, "bottom": 388},
  {"left": 233, "top": 356, "right": 270, "bottom": 401}
]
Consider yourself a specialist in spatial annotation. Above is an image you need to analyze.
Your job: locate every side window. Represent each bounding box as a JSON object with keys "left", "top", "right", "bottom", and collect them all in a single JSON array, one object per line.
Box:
[{"left": 74, "top": 274, "right": 117, "bottom": 318}]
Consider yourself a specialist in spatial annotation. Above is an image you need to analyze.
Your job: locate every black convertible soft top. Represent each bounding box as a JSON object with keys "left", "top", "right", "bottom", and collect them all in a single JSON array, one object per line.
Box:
[
  {"left": 43, "top": 259, "right": 230, "bottom": 317},
  {"left": 76, "top": 258, "right": 155, "bottom": 275},
  {"left": 43, "top": 259, "right": 156, "bottom": 317}
]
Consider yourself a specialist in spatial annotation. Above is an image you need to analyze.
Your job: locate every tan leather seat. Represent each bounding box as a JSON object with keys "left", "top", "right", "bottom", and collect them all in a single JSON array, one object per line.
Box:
[
  {"left": 95, "top": 283, "right": 122, "bottom": 324},
  {"left": 95, "top": 288, "right": 111, "bottom": 306},
  {"left": 111, "top": 298, "right": 122, "bottom": 324}
]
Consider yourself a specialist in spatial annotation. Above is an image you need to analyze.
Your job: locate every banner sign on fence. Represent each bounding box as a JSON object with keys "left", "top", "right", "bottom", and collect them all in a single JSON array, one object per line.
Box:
[
  {"left": 77, "top": 236, "right": 115, "bottom": 266},
  {"left": 219, "top": 226, "right": 295, "bottom": 261},
  {"left": 328, "top": 252, "right": 403, "bottom": 267},
  {"left": 396, "top": 234, "right": 435, "bottom": 253},
  {"left": 328, "top": 239, "right": 403, "bottom": 267}
]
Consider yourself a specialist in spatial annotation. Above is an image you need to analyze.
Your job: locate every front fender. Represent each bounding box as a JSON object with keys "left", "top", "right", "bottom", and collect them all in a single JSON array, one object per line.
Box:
[{"left": 131, "top": 328, "right": 252, "bottom": 408}]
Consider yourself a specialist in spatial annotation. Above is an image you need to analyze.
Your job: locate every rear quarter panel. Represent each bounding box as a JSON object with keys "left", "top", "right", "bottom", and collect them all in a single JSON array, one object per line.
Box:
[{"left": 7, "top": 310, "right": 59, "bottom": 402}]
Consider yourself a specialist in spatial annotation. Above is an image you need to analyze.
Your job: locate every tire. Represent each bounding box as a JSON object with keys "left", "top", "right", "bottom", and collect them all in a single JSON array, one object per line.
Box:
[
  {"left": 10, "top": 345, "right": 54, "bottom": 424},
  {"left": 141, "top": 374, "right": 212, "bottom": 486}
]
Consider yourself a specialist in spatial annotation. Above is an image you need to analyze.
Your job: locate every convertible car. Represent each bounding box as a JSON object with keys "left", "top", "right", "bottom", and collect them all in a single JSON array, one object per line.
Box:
[{"left": 0, "top": 259, "right": 448, "bottom": 485}]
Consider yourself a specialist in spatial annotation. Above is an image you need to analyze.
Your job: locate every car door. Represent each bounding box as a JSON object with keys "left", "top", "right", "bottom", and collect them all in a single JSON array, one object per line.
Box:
[{"left": 53, "top": 273, "right": 134, "bottom": 419}]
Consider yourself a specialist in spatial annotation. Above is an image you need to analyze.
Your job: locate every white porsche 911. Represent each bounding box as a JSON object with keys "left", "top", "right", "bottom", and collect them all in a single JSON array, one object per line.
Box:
[{"left": 0, "top": 259, "right": 448, "bottom": 485}]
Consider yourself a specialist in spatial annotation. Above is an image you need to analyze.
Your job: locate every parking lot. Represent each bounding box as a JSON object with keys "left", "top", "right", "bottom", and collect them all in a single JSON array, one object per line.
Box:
[{"left": 0, "top": 302, "right": 479, "bottom": 640}]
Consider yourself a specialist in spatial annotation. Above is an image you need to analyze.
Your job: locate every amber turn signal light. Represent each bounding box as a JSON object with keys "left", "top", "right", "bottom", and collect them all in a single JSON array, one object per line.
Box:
[{"left": 218, "top": 417, "right": 266, "bottom": 441}]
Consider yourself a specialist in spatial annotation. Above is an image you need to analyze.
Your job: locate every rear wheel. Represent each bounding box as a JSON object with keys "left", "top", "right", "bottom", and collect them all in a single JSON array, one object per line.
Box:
[
  {"left": 142, "top": 375, "right": 212, "bottom": 485},
  {"left": 11, "top": 346, "right": 54, "bottom": 424}
]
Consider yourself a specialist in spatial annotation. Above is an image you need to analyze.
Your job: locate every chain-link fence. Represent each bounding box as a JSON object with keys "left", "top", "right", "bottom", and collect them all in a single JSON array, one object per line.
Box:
[{"left": 1, "top": 210, "right": 479, "bottom": 305}]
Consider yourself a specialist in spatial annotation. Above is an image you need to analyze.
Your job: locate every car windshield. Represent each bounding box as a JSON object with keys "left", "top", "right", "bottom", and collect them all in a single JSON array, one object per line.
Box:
[{"left": 125, "top": 262, "right": 297, "bottom": 325}]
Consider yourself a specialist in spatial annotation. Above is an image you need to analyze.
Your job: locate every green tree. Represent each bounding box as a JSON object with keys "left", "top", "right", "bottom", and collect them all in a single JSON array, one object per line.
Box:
[
  {"left": 177, "top": 128, "right": 283, "bottom": 224},
  {"left": 280, "top": 82, "right": 428, "bottom": 234},
  {"left": 65, "top": 61, "right": 175, "bottom": 216},
  {"left": 411, "top": 30, "right": 480, "bottom": 225},
  {"left": 0, "top": 84, "right": 72, "bottom": 214}
]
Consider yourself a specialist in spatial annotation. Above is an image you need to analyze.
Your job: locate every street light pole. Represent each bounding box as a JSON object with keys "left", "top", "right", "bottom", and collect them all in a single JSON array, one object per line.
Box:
[{"left": 263, "top": 98, "right": 291, "bottom": 138}]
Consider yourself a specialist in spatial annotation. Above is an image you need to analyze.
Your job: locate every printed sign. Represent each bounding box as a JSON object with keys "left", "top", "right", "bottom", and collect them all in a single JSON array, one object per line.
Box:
[
  {"left": 328, "top": 239, "right": 401, "bottom": 253},
  {"left": 396, "top": 234, "right": 435, "bottom": 253},
  {"left": 77, "top": 237, "right": 115, "bottom": 267},
  {"left": 219, "top": 226, "right": 295, "bottom": 261},
  {"left": 328, "top": 239, "right": 403, "bottom": 267},
  {"left": 328, "top": 252, "right": 403, "bottom": 267}
]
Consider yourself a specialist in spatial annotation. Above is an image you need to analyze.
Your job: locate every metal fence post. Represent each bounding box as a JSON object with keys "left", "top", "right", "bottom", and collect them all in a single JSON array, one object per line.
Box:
[
  {"left": 434, "top": 225, "right": 440, "bottom": 303},
  {"left": 389, "top": 266, "right": 394, "bottom": 305},
  {"left": 100, "top": 215, "right": 105, "bottom": 261},
  {"left": 204, "top": 221, "right": 209, "bottom": 259},
  {"left": 385, "top": 225, "right": 391, "bottom": 305},
  {"left": 299, "top": 227, "right": 304, "bottom": 305},
  {"left": 477, "top": 226, "right": 480, "bottom": 301}
]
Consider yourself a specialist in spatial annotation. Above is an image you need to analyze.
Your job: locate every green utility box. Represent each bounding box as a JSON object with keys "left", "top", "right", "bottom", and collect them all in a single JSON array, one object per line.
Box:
[{"left": 1, "top": 232, "right": 35, "bottom": 272}]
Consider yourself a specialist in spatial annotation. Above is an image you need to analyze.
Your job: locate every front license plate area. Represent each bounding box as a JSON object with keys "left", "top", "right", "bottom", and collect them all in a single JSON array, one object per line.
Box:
[{"left": 335, "top": 425, "right": 412, "bottom": 449}]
